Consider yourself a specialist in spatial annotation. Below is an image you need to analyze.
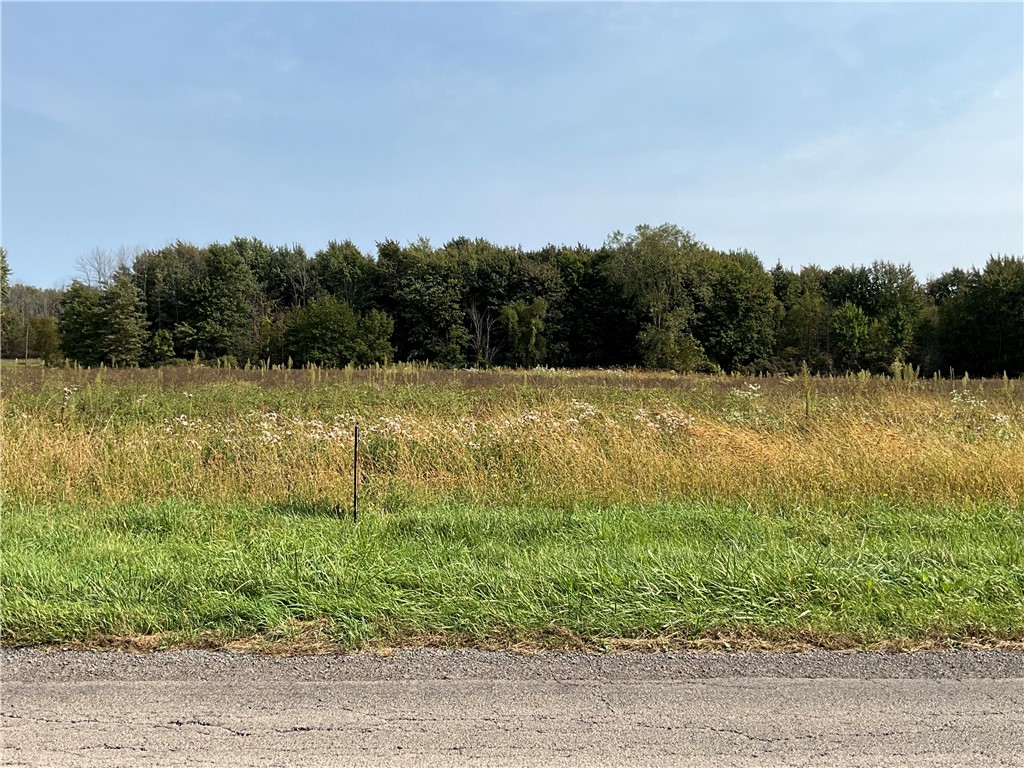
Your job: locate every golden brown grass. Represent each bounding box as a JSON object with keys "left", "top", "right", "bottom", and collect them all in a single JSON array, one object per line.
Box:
[{"left": 2, "top": 365, "right": 1022, "bottom": 508}]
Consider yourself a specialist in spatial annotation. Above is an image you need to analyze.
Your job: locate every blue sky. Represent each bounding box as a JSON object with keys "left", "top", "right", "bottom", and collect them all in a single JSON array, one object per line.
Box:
[{"left": 2, "top": 2, "right": 1022, "bottom": 288}]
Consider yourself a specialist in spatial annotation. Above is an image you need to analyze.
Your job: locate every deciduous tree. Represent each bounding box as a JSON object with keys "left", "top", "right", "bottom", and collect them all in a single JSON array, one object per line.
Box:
[{"left": 284, "top": 295, "right": 359, "bottom": 368}]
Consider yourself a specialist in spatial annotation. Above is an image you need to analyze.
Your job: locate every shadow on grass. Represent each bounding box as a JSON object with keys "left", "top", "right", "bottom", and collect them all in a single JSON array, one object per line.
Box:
[{"left": 265, "top": 499, "right": 352, "bottom": 519}]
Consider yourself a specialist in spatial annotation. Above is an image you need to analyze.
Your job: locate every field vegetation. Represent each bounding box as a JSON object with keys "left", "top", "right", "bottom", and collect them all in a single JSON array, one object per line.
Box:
[{"left": 2, "top": 365, "right": 1022, "bottom": 650}]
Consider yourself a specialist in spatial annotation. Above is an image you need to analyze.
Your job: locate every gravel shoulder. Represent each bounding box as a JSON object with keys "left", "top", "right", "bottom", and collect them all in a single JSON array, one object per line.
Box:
[{"left": 4, "top": 647, "right": 1024, "bottom": 682}]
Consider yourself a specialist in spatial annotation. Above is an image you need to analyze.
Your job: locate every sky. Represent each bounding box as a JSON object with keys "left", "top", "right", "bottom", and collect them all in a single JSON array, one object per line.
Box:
[{"left": 2, "top": 2, "right": 1022, "bottom": 289}]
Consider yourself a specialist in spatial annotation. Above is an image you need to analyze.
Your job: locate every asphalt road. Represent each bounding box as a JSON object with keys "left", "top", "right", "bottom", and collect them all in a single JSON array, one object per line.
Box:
[{"left": 2, "top": 648, "right": 1023, "bottom": 767}]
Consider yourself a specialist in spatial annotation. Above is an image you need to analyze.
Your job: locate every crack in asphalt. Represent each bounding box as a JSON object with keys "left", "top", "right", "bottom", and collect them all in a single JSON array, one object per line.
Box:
[{"left": 162, "top": 718, "right": 252, "bottom": 737}]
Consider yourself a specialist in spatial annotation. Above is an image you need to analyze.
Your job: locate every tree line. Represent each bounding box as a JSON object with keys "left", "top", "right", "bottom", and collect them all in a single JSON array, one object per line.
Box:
[{"left": 1, "top": 225, "right": 1021, "bottom": 376}]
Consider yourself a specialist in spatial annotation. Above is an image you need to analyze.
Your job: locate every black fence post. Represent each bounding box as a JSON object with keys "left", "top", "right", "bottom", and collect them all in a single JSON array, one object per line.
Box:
[{"left": 353, "top": 422, "right": 359, "bottom": 522}]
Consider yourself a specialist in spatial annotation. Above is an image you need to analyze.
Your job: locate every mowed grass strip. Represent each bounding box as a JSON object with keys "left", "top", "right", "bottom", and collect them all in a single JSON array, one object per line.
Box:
[{"left": 3, "top": 499, "right": 1022, "bottom": 648}]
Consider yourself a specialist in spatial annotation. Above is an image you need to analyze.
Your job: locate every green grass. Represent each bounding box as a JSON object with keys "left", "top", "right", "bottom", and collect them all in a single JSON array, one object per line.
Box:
[
  {"left": 3, "top": 366, "right": 1022, "bottom": 649},
  {"left": 3, "top": 498, "right": 1022, "bottom": 649}
]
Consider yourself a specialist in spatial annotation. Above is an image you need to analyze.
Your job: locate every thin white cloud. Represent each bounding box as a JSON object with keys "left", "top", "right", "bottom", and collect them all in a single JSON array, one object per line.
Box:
[
  {"left": 690, "top": 68, "right": 1023, "bottom": 273},
  {"left": 3, "top": 74, "right": 108, "bottom": 135}
]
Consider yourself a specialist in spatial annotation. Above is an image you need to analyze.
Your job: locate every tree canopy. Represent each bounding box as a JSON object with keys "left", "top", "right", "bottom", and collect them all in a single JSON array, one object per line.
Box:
[{"left": 2, "top": 226, "right": 1020, "bottom": 377}]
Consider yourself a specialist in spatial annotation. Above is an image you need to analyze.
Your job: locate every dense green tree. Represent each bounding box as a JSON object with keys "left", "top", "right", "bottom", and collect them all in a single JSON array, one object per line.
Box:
[
  {"left": 0, "top": 247, "right": 9, "bottom": 303},
  {"left": 925, "top": 268, "right": 969, "bottom": 306},
  {"left": 188, "top": 243, "right": 260, "bottom": 361},
  {"left": 312, "top": 240, "right": 376, "bottom": 311},
  {"left": 823, "top": 265, "right": 873, "bottom": 314},
  {"left": 214, "top": 238, "right": 274, "bottom": 360},
  {"left": 775, "top": 266, "right": 831, "bottom": 371},
  {"left": 0, "top": 310, "right": 24, "bottom": 359},
  {"left": 864, "top": 262, "right": 926, "bottom": 366},
  {"left": 603, "top": 224, "right": 708, "bottom": 330},
  {"left": 100, "top": 269, "right": 148, "bottom": 366},
  {"left": 501, "top": 297, "right": 548, "bottom": 368},
  {"left": 267, "top": 243, "right": 314, "bottom": 308},
  {"left": 227, "top": 237, "right": 274, "bottom": 295},
  {"left": 694, "top": 249, "right": 779, "bottom": 371},
  {"left": 147, "top": 329, "right": 176, "bottom": 366},
  {"left": 636, "top": 307, "right": 707, "bottom": 372},
  {"left": 221, "top": 237, "right": 313, "bottom": 310},
  {"left": 817, "top": 261, "right": 927, "bottom": 371},
  {"left": 58, "top": 282, "right": 104, "bottom": 366},
  {"left": 375, "top": 238, "right": 469, "bottom": 365},
  {"left": 539, "top": 244, "right": 638, "bottom": 368},
  {"left": 133, "top": 241, "right": 202, "bottom": 338},
  {"left": 925, "top": 268, "right": 971, "bottom": 375},
  {"left": 441, "top": 237, "right": 565, "bottom": 367},
  {"left": 970, "top": 256, "right": 1024, "bottom": 376},
  {"left": 284, "top": 295, "right": 359, "bottom": 368},
  {"left": 831, "top": 301, "right": 871, "bottom": 371},
  {"left": 770, "top": 262, "right": 798, "bottom": 305},
  {"left": 603, "top": 224, "right": 711, "bottom": 371},
  {"left": 354, "top": 309, "right": 396, "bottom": 366},
  {"left": 932, "top": 256, "right": 1024, "bottom": 376},
  {"left": 28, "top": 316, "right": 62, "bottom": 366},
  {"left": 603, "top": 226, "right": 778, "bottom": 371},
  {"left": 7, "top": 226, "right": 1016, "bottom": 375},
  {"left": 441, "top": 239, "right": 501, "bottom": 368},
  {"left": 57, "top": 272, "right": 147, "bottom": 367},
  {"left": 0, "top": 248, "right": 14, "bottom": 357},
  {"left": 135, "top": 241, "right": 261, "bottom": 362}
]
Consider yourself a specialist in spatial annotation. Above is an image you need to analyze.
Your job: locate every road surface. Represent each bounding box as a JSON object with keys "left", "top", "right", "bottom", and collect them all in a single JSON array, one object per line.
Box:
[{"left": 3, "top": 648, "right": 1023, "bottom": 767}]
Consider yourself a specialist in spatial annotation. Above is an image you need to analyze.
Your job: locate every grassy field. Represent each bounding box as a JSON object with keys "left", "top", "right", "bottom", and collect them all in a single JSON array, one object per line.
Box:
[{"left": 2, "top": 365, "right": 1023, "bottom": 650}]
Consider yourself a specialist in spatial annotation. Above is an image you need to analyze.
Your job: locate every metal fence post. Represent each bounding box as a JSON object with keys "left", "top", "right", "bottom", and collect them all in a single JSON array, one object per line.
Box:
[{"left": 353, "top": 422, "right": 359, "bottom": 522}]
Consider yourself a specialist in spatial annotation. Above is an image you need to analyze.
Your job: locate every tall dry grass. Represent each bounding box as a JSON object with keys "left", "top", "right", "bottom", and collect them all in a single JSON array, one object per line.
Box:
[{"left": 2, "top": 365, "right": 1022, "bottom": 508}]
